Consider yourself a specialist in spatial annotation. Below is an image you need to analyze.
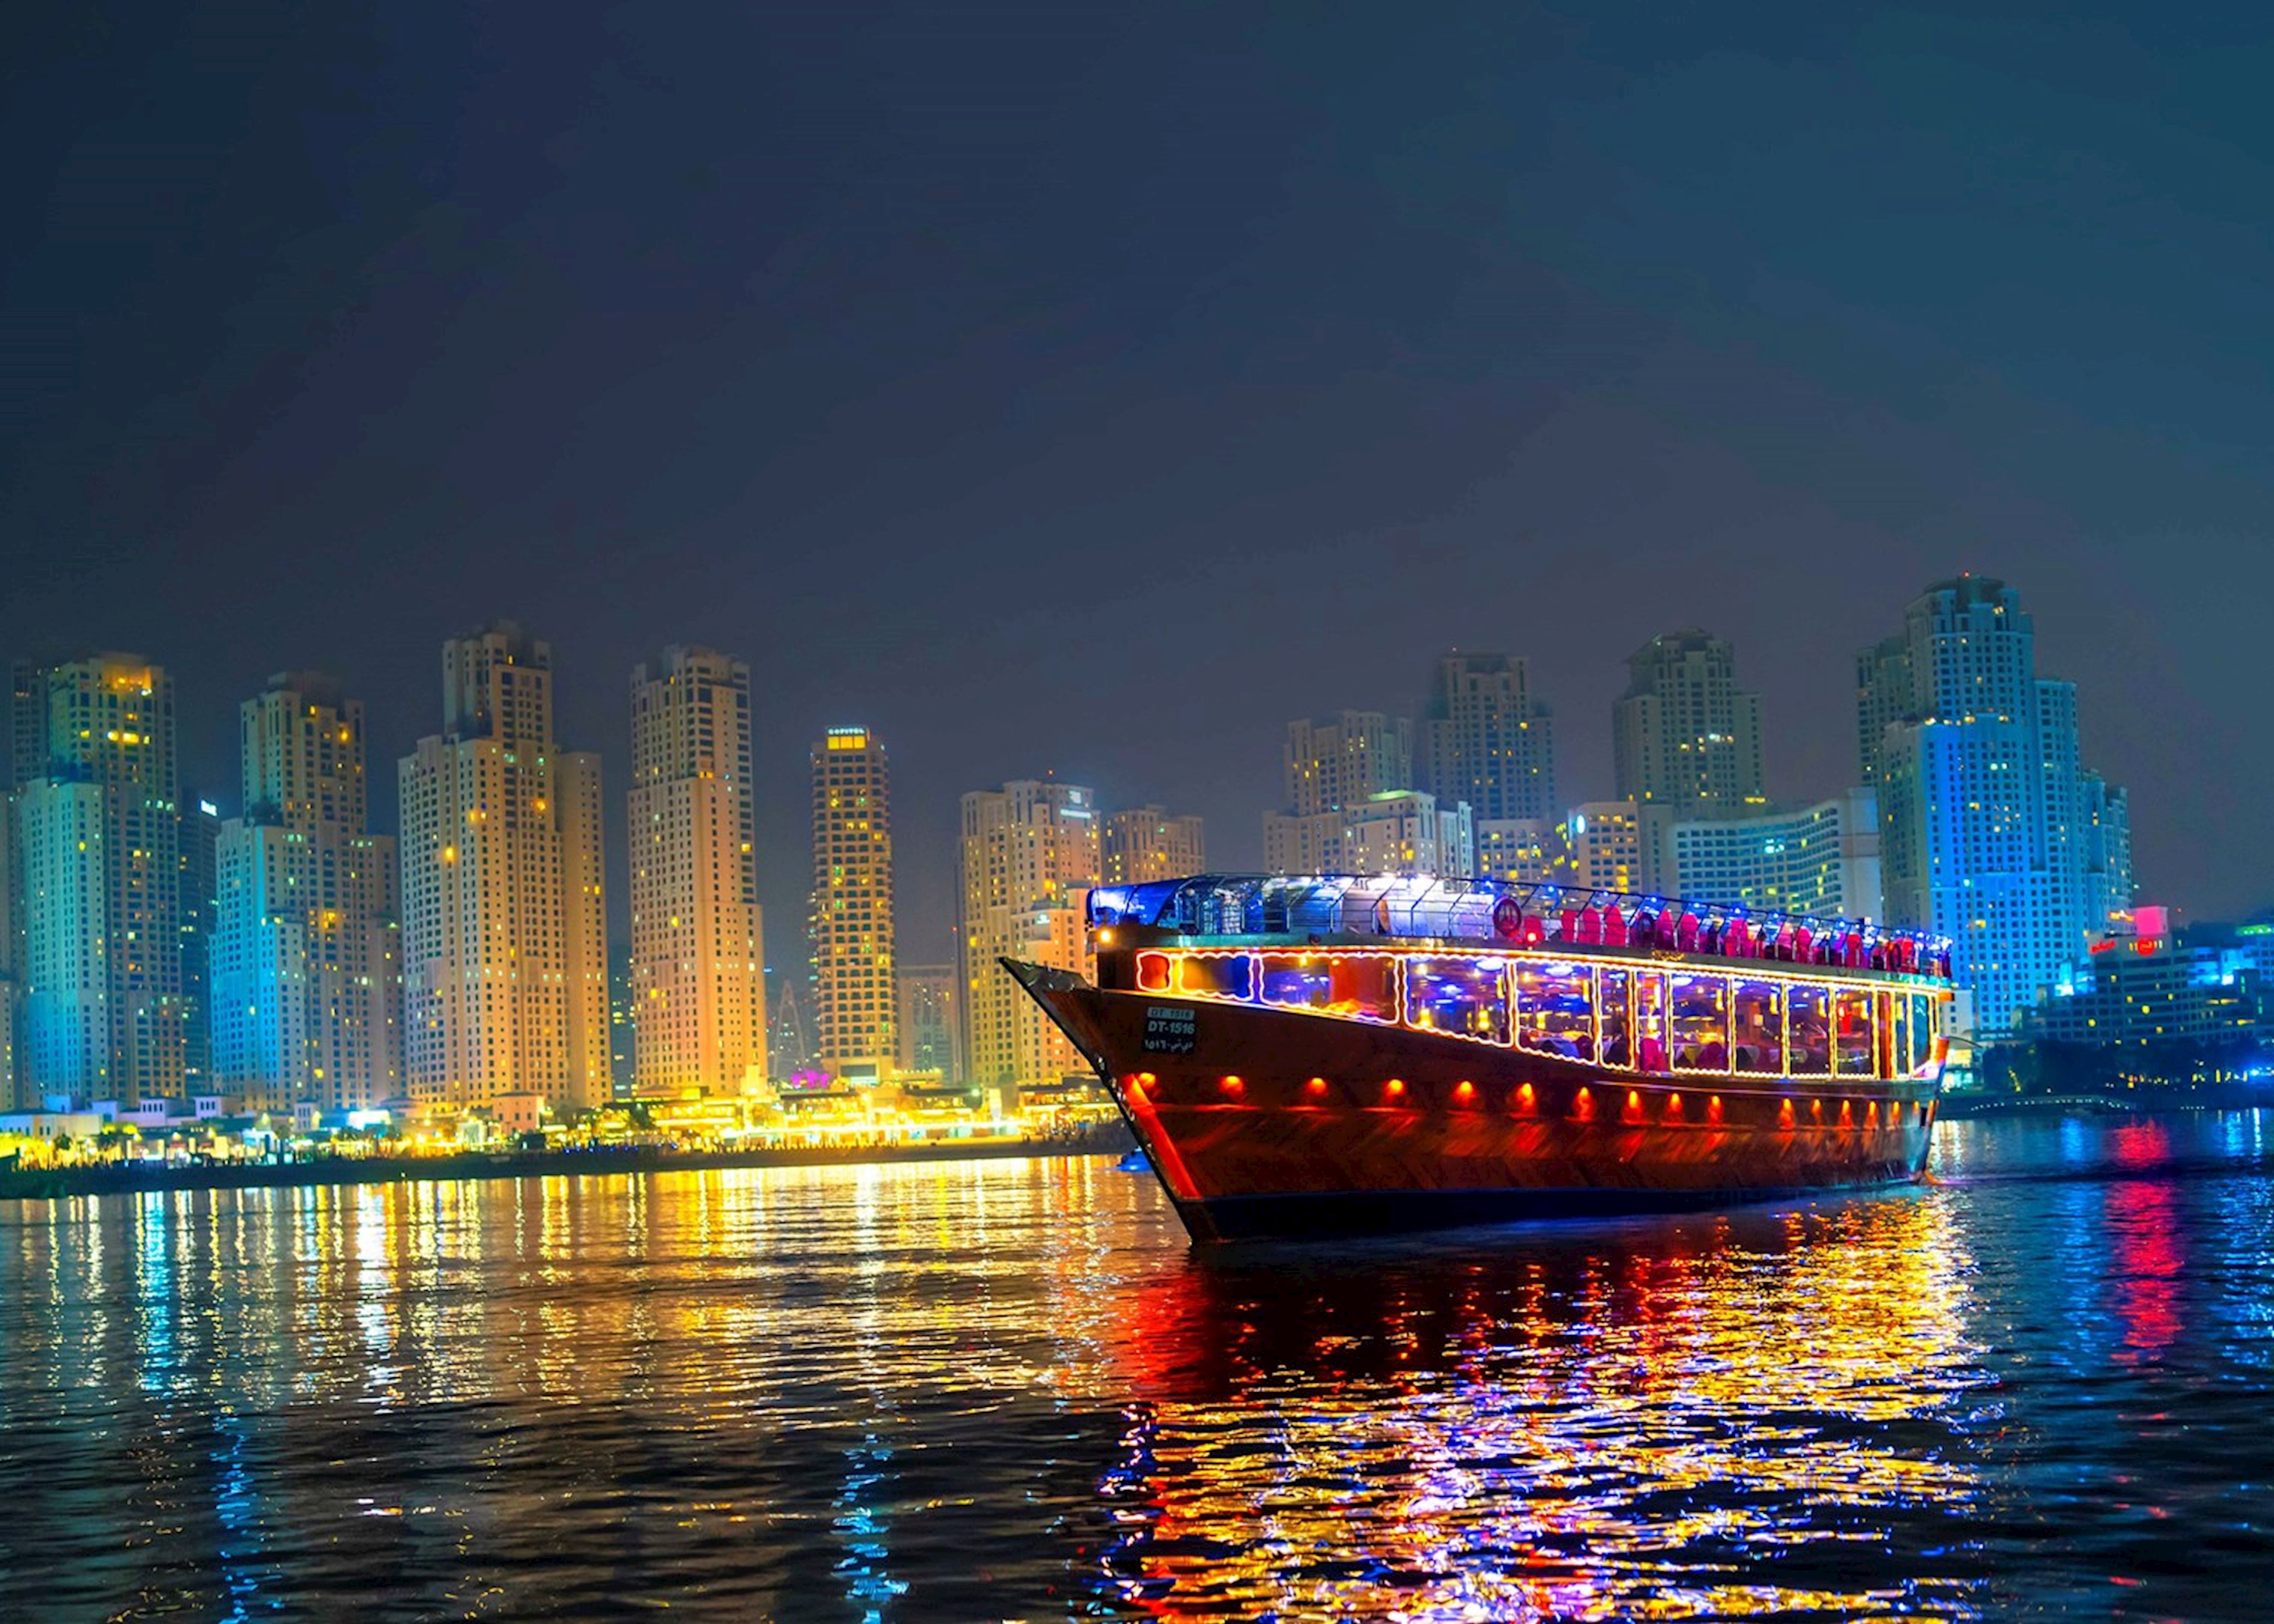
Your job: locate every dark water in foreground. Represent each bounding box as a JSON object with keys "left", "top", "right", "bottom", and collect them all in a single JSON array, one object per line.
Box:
[{"left": 4, "top": 1116, "right": 2273, "bottom": 1621}]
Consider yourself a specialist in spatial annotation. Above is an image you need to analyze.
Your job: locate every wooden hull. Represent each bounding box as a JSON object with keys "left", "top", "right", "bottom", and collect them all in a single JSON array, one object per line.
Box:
[{"left": 1021, "top": 975, "right": 1939, "bottom": 1242}]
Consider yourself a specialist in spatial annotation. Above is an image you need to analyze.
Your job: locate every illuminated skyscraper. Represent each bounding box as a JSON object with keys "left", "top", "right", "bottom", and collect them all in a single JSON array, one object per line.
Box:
[
  {"left": 810, "top": 727, "right": 895, "bottom": 1081},
  {"left": 0, "top": 797, "right": 17, "bottom": 1109},
  {"left": 1281, "top": 712, "right": 1411, "bottom": 817},
  {"left": 9, "top": 654, "right": 186, "bottom": 1104},
  {"left": 1418, "top": 653, "right": 1556, "bottom": 821},
  {"left": 178, "top": 795, "right": 221, "bottom": 1089},
  {"left": 958, "top": 779, "right": 1098, "bottom": 1090},
  {"left": 399, "top": 623, "right": 608, "bottom": 1112},
  {"left": 1858, "top": 576, "right": 2123, "bottom": 1039},
  {"left": 626, "top": 645, "right": 764, "bottom": 1097},
  {"left": 1613, "top": 630, "right": 1767, "bottom": 813},
  {"left": 1267, "top": 711, "right": 1474, "bottom": 875},
  {"left": 1102, "top": 805, "right": 1205, "bottom": 885},
  {"left": 213, "top": 673, "right": 401, "bottom": 1113},
  {"left": 1659, "top": 790, "right": 1882, "bottom": 921}
]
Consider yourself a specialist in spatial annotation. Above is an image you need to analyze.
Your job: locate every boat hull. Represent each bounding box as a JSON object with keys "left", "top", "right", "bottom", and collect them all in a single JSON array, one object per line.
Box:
[{"left": 1015, "top": 969, "right": 1939, "bottom": 1242}]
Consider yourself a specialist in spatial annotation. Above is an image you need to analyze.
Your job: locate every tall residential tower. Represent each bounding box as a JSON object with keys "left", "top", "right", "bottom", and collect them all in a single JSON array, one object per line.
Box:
[
  {"left": 626, "top": 646, "right": 765, "bottom": 1097},
  {"left": 958, "top": 780, "right": 1098, "bottom": 1090},
  {"left": 1417, "top": 653, "right": 1556, "bottom": 821},
  {"left": 9, "top": 655, "right": 186, "bottom": 1104},
  {"left": 213, "top": 673, "right": 401, "bottom": 1112},
  {"left": 810, "top": 727, "right": 895, "bottom": 1081},
  {"left": 398, "top": 623, "right": 608, "bottom": 1113}
]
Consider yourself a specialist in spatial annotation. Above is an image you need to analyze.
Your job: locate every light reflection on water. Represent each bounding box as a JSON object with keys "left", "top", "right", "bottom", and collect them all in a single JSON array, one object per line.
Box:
[{"left": 1, "top": 1118, "right": 2271, "bottom": 1619}]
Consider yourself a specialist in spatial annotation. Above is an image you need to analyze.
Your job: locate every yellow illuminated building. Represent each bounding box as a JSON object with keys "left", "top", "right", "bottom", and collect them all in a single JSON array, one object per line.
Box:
[
  {"left": 958, "top": 780, "right": 1098, "bottom": 1090},
  {"left": 399, "top": 623, "right": 608, "bottom": 1113},
  {"left": 627, "top": 646, "right": 765, "bottom": 1098},
  {"left": 810, "top": 727, "right": 895, "bottom": 1082}
]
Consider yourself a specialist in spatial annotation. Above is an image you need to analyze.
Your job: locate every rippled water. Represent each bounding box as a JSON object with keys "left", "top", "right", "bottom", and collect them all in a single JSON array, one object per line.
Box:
[{"left": 5, "top": 1114, "right": 2274, "bottom": 1620}]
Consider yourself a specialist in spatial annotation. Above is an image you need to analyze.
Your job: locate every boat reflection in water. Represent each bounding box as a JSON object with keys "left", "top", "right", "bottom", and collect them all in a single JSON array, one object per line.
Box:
[{"left": 1081, "top": 1192, "right": 1994, "bottom": 1621}]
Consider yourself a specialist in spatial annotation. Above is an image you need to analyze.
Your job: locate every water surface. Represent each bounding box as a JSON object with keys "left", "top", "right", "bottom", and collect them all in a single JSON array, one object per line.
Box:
[{"left": 4, "top": 1114, "right": 2272, "bottom": 1619}]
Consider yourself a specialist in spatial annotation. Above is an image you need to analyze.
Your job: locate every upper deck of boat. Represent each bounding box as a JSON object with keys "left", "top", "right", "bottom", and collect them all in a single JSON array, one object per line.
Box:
[{"left": 1086, "top": 873, "right": 1953, "bottom": 984}]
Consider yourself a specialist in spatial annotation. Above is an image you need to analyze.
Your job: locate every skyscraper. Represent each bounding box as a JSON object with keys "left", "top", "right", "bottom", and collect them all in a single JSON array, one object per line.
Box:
[
  {"left": 1858, "top": 576, "right": 2124, "bottom": 1039},
  {"left": 1417, "top": 653, "right": 1556, "bottom": 821},
  {"left": 626, "top": 645, "right": 764, "bottom": 1097},
  {"left": 213, "top": 673, "right": 402, "bottom": 1113},
  {"left": 399, "top": 623, "right": 608, "bottom": 1113},
  {"left": 178, "top": 795, "right": 220, "bottom": 1089},
  {"left": 958, "top": 780, "right": 1098, "bottom": 1091},
  {"left": 810, "top": 727, "right": 895, "bottom": 1081},
  {"left": 1265, "top": 711, "right": 1473, "bottom": 875},
  {"left": 1613, "top": 629, "right": 1768, "bottom": 813},
  {"left": 895, "top": 962, "right": 960, "bottom": 1082},
  {"left": 1281, "top": 712, "right": 1412, "bottom": 817},
  {"left": 1102, "top": 805, "right": 1206, "bottom": 885},
  {"left": 10, "top": 655, "right": 186, "bottom": 1104}
]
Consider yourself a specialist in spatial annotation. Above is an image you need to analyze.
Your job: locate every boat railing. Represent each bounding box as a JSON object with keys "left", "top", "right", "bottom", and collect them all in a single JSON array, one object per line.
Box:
[{"left": 1086, "top": 873, "right": 1953, "bottom": 980}]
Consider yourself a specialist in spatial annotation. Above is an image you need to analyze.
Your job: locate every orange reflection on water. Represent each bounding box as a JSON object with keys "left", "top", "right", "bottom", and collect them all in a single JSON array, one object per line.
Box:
[{"left": 1081, "top": 1197, "right": 1989, "bottom": 1621}]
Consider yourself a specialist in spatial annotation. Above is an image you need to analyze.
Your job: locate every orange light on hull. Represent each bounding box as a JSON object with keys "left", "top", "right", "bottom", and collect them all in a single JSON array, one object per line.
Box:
[
  {"left": 1219, "top": 1075, "right": 1244, "bottom": 1097},
  {"left": 1515, "top": 1082, "right": 1537, "bottom": 1116},
  {"left": 1572, "top": 1087, "right": 1595, "bottom": 1123},
  {"left": 1305, "top": 1076, "right": 1329, "bottom": 1098},
  {"left": 1453, "top": 1080, "right": 1475, "bottom": 1105}
]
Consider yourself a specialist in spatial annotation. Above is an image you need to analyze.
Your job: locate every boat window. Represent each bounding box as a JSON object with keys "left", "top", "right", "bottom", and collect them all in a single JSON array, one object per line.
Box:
[
  {"left": 1876, "top": 992, "right": 1898, "bottom": 1078},
  {"left": 1258, "top": 954, "right": 1328, "bottom": 1009},
  {"left": 1890, "top": 995, "right": 1911, "bottom": 1078},
  {"left": 1514, "top": 960, "right": 1591, "bottom": 1057},
  {"left": 1174, "top": 954, "right": 1253, "bottom": 1000},
  {"left": 1789, "top": 984, "right": 1831, "bottom": 1076},
  {"left": 1732, "top": 980, "right": 1783, "bottom": 1075},
  {"left": 1258, "top": 953, "right": 1398, "bottom": 1022},
  {"left": 1670, "top": 974, "right": 1730, "bottom": 1073},
  {"left": 1834, "top": 988, "right": 1875, "bottom": 1076},
  {"left": 1598, "top": 969, "right": 1632, "bottom": 1068},
  {"left": 1911, "top": 993, "right": 1938, "bottom": 1073},
  {"left": 1407, "top": 958, "right": 1512, "bottom": 1044},
  {"left": 1634, "top": 971, "right": 1669, "bottom": 1073},
  {"left": 1136, "top": 952, "right": 1171, "bottom": 993}
]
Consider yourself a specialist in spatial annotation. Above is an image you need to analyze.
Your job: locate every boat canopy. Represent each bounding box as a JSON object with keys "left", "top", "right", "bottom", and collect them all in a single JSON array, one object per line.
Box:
[{"left": 1086, "top": 873, "right": 1953, "bottom": 980}]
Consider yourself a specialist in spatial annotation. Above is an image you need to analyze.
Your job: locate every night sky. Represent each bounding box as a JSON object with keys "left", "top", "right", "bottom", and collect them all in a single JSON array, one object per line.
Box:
[{"left": 5, "top": 2, "right": 2271, "bottom": 962}]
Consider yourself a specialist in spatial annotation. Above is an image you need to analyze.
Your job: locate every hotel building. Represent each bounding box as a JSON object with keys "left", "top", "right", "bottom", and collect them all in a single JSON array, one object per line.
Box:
[
  {"left": 399, "top": 623, "right": 608, "bottom": 1112},
  {"left": 1659, "top": 789, "right": 1882, "bottom": 922},
  {"left": 1859, "top": 576, "right": 2127, "bottom": 1040},
  {"left": 213, "top": 673, "right": 402, "bottom": 1113},
  {"left": 811, "top": 727, "right": 895, "bottom": 1082},
  {"left": 958, "top": 780, "right": 1098, "bottom": 1090},
  {"left": 626, "top": 646, "right": 765, "bottom": 1097}
]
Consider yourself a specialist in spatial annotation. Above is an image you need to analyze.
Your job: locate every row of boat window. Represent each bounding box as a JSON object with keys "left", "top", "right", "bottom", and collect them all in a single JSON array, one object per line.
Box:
[{"left": 1136, "top": 951, "right": 1942, "bottom": 1082}]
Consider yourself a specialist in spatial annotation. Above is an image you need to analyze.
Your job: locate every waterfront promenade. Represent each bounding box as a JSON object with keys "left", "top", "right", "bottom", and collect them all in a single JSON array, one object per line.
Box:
[{"left": 0, "top": 1120, "right": 1136, "bottom": 1203}]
